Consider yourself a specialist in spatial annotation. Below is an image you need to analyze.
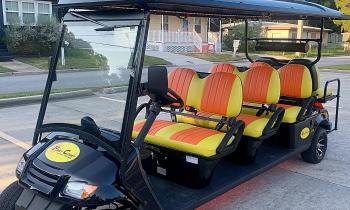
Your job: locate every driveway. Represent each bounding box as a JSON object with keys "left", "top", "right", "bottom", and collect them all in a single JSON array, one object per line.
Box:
[{"left": 0, "top": 71, "right": 349, "bottom": 209}]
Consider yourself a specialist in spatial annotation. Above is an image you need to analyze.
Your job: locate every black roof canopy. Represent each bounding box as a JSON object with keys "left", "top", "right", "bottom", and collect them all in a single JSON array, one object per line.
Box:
[{"left": 57, "top": 0, "right": 350, "bottom": 20}]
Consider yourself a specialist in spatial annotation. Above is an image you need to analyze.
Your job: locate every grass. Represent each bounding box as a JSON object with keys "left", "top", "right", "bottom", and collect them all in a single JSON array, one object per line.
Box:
[
  {"left": 144, "top": 56, "right": 171, "bottom": 66},
  {"left": 0, "top": 85, "right": 127, "bottom": 100},
  {"left": 183, "top": 53, "right": 243, "bottom": 62},
  {"left": 320, "top": 64, "right": 350, "bottom": 71},
  {"left": 17, "top": 49, "right": 171, "bottom": 71},
  {"left": 261, "top": 48, "right": 350, "bottom": 59},
  {"left": 0, "top": 65, "right": 15, "bottom": 73},
  {"left": 16, "top": 48, "right": 108, "bottom": 70}
]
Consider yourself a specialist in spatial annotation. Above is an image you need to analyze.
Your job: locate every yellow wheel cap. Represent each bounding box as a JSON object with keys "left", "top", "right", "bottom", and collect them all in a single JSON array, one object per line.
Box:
[{"left": 300, "top": 127, "right": 311, "bottom": 140}]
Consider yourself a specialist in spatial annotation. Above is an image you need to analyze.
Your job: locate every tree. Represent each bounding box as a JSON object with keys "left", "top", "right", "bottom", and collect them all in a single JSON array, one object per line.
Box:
[
  {"left": 334, "top": 0, "right": 350, "bottom": 32},
  {"left": 308, "top": 0, "right": 341, "bottom": 33},
  {"left": 223, "top": 22, "right": 262, "bottom": 52}
]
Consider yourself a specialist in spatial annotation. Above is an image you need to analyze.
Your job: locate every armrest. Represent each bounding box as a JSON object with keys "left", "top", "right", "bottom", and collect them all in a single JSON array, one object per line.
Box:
[
  {"left": 318, "top": 78, "right": 340, "bottom": 103},
  {"left": 297, "top": 97, "right": 315, "bottom": 121},
  {"left": 216, "top": 120, "right": 245, "bottom": 156},
  {"left": 263, "top": 107, "right": 285, "bottom": 135},
  {"left": 135, "top": 102, "right": 151, "bottom": 119}
]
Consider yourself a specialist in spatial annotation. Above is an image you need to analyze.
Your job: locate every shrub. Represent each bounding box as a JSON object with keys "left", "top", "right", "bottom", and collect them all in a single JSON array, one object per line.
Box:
[
  {"left": 223, "top": 22, "right": 262, "bottom": 52},
  {"left": 5, "top": 20, "right": 60, "bottom": 56}
]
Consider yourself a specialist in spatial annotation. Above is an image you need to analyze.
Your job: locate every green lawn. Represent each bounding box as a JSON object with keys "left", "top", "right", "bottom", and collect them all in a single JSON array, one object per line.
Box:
[
  {"left": 0, "top": 65, "right": 15, "bottom": 73},
  {"left": 17, "top": 52, "right": 170, "bottom": 71},
  {"left": 144, "top": 56, "right": 171, "bottom": 66},
  {"left": 16, "top": 48, "right": 108, "bottom": 70},
  {"left": 320, "top": 64, "right": 350, "bottom": 71},
  {"left": 261, "top": 48, "right": 350, "bottom": 59},
  {"left": 183, "top": 53, "right": 243, "bottom": 62},
  {"left": 0, "top": 85, "right": 127, "bottom": 99}
]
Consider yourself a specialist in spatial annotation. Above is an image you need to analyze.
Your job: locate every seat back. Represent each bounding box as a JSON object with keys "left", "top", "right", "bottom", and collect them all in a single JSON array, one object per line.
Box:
[
  {"left": 209, "top": 63, "right": 237, "bottom": 74},
  {"left": 242, "top": 66, "right": 280, "bottom": 105},
  {"left": 210, "top": 63, "right": 246, "bottom": 81},
  {"left": 289, "top": 59, "right": 319, "bottom": 92},
  {"left": 197, "top": 73, "right": 242, "bottom": 117},
  {"left": 168, "top": 68, "right": 198, "bottom": 104},
  {"left": 279, "top": 64, "right": 313, "bottom": 99},
  {"left": 249, "top": 61, "right": 274, "bottom": 69},
  {"left": 168, "top": 68, "right": 243, "bottom": 118}
]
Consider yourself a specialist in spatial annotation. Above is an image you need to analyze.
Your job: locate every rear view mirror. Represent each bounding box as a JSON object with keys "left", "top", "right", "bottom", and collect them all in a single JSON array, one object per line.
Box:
[{"left": 147, "top": 66, "right": 168, "bottom": 97}]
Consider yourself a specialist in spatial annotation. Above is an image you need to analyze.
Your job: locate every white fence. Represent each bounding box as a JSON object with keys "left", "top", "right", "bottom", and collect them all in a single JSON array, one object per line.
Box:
[{"left": 148, "top": 31, "right": 203, "bottom": 52}]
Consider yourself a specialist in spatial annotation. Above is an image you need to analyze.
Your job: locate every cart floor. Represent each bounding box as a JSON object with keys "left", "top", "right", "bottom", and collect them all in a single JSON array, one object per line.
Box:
[{"left": 149, "top": 144, "right": 306, "bottom": 210}]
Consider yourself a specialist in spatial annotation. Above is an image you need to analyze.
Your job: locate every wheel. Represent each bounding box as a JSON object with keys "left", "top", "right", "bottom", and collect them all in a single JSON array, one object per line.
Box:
[
  {"left": 0, "top": 181, "right": 23, "bottom": 210},
  {"left": 301, "top": 127, "right": 328, "bottom": 164}
]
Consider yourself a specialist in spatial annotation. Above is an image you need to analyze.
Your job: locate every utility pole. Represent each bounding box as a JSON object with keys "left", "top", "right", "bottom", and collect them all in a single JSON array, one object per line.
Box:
[{"left": 296, "top": 20, "right": 304, "bottom": 57}]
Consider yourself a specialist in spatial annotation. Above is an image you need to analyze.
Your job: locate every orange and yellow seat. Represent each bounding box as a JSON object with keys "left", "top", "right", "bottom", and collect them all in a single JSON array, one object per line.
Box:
[
  {"left": 178, "top": 64, "right": 282, "bottom": 139},
  {"left": 133, "top": 69, "right": 243, "bottom": 158},
  {"left": 277, "top": 64, "right": 314, "bottom": 123}
]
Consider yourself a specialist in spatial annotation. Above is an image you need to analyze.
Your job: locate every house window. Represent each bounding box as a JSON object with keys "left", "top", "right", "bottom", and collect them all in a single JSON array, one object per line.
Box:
[
  {"left": 194, "top": 17, "right": 201, "bottom": 33},
  {"left": 162, "top": 15, "right": 168, "bottom": 31},
  {"left": 5, "top": 1, "right": 20, "bottom": 24},
  {"left": 22, "top": 2, "right": 35, "bottom": 24},
  {"left": 291, "top": 32, "right": 297, "bottom": 39},
  {"left": 3, "top": 0, "right": 52, "bottom": 25},
  {"left": 37, "top": 2, "right": 50, "bottom": 23},
  {"left": 181, "top": 18, "right": 188, "bottom": 32}
]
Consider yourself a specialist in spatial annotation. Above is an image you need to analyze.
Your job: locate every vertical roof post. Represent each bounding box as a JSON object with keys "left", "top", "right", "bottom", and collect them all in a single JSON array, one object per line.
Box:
[{"left": 245, "top": 19, "right": 254, "bottom": 63}]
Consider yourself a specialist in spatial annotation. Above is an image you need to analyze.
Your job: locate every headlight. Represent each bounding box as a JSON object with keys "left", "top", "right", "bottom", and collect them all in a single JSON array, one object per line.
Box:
[
  {"left": 16, "top": 157, "right": 26, "bottom": 177},
  {"left": 63, "top": 181, "right": 98, "bottom": 200}
]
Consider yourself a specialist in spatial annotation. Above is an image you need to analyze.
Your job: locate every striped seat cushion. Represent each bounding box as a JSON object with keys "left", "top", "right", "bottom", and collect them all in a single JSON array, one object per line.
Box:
[{"left": 133, "top": 120, "right": 234, "bottom": 157}]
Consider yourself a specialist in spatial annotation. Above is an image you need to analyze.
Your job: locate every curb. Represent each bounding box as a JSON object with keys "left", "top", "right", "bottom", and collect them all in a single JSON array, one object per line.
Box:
[
  {"left": 320, "top": 69, "right": 350, "bottom": 74},
  {"left": 0, "top": 68, "right": 101, "bottom": 77},
  {"left": 102, "top": 86, "right": 129, "bottom": 94},
  {"left": 0, "top": 90, "right": 94, "bottom": 108}
]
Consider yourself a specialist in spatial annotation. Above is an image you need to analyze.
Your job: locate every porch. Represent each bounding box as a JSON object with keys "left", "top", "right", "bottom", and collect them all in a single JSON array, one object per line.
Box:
[{"left": 147, "top": 30, "right": 221, "bottom": 53}]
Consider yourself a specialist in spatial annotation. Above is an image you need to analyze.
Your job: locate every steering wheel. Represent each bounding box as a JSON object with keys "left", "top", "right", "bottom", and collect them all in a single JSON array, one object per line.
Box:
[{"left": 161, "top": 88, "right": 184, "bottom": 109}]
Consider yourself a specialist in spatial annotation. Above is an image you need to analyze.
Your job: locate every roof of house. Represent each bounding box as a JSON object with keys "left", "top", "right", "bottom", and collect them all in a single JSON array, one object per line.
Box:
[
  {"left": 57, "top": 0, "right": 350, "bottom": 20},
  {"left": 262, "top": 22, "right": 333, "bottom": 32}
]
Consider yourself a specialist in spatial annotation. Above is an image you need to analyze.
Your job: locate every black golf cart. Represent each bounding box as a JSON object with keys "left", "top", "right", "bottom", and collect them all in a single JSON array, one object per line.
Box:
[{"left": 0, "top": 0, "right": 349, "bottom": 209}]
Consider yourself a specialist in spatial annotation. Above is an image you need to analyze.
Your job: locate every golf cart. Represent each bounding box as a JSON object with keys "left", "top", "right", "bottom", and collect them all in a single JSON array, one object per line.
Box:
[{"left": 0, "top": 0, "right": 349, "bottom": 209}]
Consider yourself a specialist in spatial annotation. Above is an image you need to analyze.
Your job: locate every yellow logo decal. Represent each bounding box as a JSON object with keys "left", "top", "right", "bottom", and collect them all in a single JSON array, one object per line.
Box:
[
  {"left": 300, "top": 128, "right": 311, "bottom": 140},
  {"left": 45, "top": 142, "right": 80, "bottom": 163}
]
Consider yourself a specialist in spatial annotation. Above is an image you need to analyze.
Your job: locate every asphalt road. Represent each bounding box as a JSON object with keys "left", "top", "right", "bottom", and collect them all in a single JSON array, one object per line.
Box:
[
  {"left": 0, "top": 70, "right": 350, "bottom": 209},
  {"left": 1, "top": 56, "right": 350, "bottom": 94}
]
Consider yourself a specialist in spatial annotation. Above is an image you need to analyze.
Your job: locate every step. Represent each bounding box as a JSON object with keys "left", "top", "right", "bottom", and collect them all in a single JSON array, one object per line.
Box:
[
  {"left": 0, "top": 44, "right": 7, "bottom": 50},
  {"left": 0, "top": 56, "right": 13, "bottom": 62},
  {"left": 0, "top": 51, "right": 11, "bottom": 57}
]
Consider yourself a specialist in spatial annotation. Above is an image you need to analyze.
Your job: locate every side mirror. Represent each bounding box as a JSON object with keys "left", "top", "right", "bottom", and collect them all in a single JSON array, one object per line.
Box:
[{"left": 147, "top": 66, "right": 168, "bottom": 98}]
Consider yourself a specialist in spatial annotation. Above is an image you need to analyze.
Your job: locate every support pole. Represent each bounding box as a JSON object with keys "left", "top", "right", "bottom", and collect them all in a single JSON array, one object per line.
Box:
[
  {"left": 161, "top": 15, "right": 164, "bottom": 52},
  {"left": 312, "top": 18, "right": 324, "bottom": 65},
  {"left": 245, "top": 19, "right": 254, "bottom": 63},
  {"left": 296, "top": 20, "right": 304, "bottom": 57}
]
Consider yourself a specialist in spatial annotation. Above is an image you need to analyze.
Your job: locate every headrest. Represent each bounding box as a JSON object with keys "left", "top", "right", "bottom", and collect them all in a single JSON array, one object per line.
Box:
[
  {"left": 243, "top": 66, "right": 280, "bottom": 104},
  {"left": 209, "top": 63, "right": 237, "bottom": 74},
  {"left": 279, "top": 64, "right": 313, "bottom": 99}
]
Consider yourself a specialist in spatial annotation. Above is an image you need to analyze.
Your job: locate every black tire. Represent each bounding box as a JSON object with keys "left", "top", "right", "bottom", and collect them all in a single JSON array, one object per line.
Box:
[
  {"left": 301, "top": 127, "right": 328, "bottom": 164},
  {"left": 0, "top": 181, "right": 23, "bottom": 210}
]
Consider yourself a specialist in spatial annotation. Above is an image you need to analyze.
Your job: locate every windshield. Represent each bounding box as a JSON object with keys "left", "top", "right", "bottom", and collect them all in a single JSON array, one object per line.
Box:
[{"left": 42, "top": 16, "right": 139, "bottom": 132}]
